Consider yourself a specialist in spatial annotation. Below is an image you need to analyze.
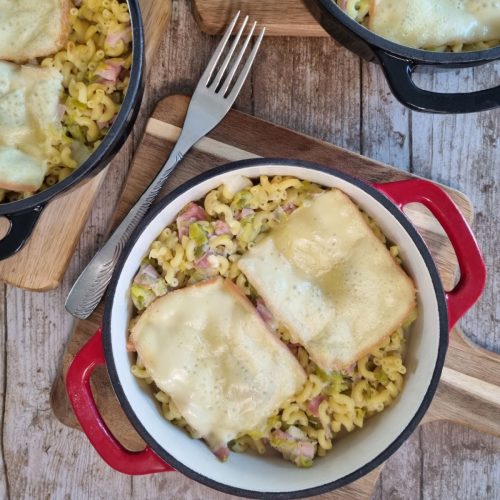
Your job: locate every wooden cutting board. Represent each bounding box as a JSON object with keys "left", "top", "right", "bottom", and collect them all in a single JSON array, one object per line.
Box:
[
  {"left": 193, "top": 0, "right": 329, "bottom": 36},
  {"left": 0, "top": 0, "right": 172, "bottom": 291},
  {"left": 50, "top": 94, "right": 500, "bottom": 498}
]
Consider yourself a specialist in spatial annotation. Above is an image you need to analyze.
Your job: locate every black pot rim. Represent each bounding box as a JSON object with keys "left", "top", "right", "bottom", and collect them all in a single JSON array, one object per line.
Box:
[
  {"left": 103, "top": 158, "right": 449, "bottom": 499},
  {"left": 0, "top": 0, "right": 145, "bottom": 215},
  {"left": 315, "top": 0, "right": 500, "bottom": 64}
]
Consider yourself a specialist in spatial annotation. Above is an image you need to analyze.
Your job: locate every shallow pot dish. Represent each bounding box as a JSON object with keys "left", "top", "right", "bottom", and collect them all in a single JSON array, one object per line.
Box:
[
  {"left": 306, "top": 0, "right": 500, "bottom": 114},
  {"left": 0, "top": 0, "right": 145, "bottom": 260},
  {"left": 66, "top": 159, "right": 486, "bottom": 498}
]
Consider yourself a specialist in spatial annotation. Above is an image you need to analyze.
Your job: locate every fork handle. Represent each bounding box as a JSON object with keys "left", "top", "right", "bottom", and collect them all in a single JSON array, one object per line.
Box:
[{"left": 65, "top": 132, "right": 197, "bottom": 320}]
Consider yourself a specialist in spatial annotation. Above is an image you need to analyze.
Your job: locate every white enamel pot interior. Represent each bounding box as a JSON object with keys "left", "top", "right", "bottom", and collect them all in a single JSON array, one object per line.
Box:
[{"left": 103, "top": 159, "right": 448, "bottom": 498}]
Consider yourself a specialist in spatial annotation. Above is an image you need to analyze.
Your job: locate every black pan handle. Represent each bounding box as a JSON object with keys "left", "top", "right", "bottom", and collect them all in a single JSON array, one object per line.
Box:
[
  {"left": 375, "top": 50, "right": 500, "bottom": 114},
  {"left": 0, "top": 205, "right": 44, "bottom": 260}
]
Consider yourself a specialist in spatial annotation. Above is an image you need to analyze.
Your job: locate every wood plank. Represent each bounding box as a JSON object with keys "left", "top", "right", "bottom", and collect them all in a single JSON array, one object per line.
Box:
[
  {"left": 131, "top": 466, "right": 380, "bottom": 500},
  {"left": 0, "top": 0, "right": 172, "bottom": 291},
  {"left": 0, "top": 284, "right": 7, "bottom": 499},
  {"left": 420, "top": 422, "right": 500, "bottom": 500},
  {"left": 2, "top": 285, "right": 133, "bottom": 498},
  {"left": 252, "top": 36, "right": 361, "bottom": 150},
  {"left": 375, "top": 430, "right": 422, "bottom": 500},
  {"left": 193, "top": 0, "right": 328, "bottom": 37}
]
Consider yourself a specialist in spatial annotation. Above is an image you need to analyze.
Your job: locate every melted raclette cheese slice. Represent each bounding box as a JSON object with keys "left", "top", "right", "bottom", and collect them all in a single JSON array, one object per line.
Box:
[
  {"left": 130, "top": 278, "right": 306, "bottom": 450},
  {"left": 238, "top": 189, "right": 416, "bottom": 373},
  {"left": 369, "top": 0, "right": 500, "bottom": 49},
  {"left": 0, "top": 0, "right": 70, "bottom": 61},
  {"left": 0, "top": 61, "right": 63, "bottom": 192}
]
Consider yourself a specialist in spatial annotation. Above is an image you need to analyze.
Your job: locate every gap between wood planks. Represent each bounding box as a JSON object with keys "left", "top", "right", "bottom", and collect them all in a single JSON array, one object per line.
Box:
[{"left": 0, "top": 283, "right": 9, "bottom": 499}]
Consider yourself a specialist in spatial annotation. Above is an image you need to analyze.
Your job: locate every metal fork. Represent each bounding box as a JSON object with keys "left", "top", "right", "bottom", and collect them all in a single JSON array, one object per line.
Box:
[{"left": 65, "top": 12, "right": 265, "bottom": 319}]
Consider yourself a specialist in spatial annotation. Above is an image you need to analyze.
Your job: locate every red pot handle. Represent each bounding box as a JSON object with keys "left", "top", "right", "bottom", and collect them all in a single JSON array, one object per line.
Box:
[
  {"left": 373, "top": 179, "right": 486, "bottom": 330},
  {"left": 66, "top": 327, "right": 174, "bottom": 475}
]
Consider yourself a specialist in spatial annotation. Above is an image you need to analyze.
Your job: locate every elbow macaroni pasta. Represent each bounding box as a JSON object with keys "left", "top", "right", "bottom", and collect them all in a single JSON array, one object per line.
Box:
[
  {"left": 1, "top": 0, "right": 132, "bottom": 204},
  {"left": 129, "top": 175, "right": 417, "bottom": 468}
]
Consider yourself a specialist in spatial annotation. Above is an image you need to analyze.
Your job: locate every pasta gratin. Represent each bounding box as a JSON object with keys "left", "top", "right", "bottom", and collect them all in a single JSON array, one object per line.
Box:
[
  {"left": 0, "top": 0, "right": 132, "bottom": 203},
  {"left": 127, "top": 175, "right": 418, "bottom": 468},
  {"left": 336, "top": 0, "right": 500, "bottom": 52}
]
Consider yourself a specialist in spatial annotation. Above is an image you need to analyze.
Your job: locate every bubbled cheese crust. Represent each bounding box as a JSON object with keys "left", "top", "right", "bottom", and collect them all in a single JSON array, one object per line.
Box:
[
  {"left": 0, "top": 61, "right": 63, "bottom": 192},
  {"left": 238, "top": 189, "right": 417, "bottom": 373},
  {"left": 369, "top": 0, "right": 500, "bottom": 49},
  {"left": 0, "top": 0, "right": 70, "bottom": 61},
  {"left": 130, "top": 278, "right": 306, "bottom": 450}
]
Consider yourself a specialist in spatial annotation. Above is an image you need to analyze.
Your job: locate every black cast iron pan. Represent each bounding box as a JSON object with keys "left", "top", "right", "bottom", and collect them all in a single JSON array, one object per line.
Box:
[
  {"left": 307, "top": 0, "right": 500, "bottom": 113},
  {"left": 0, "top": 0, "right": 145, "bottom": 260}
]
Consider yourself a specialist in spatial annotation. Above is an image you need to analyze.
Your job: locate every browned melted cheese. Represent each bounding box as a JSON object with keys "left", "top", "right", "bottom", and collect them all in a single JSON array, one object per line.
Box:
[
  {"left": 370, "top": 0, "right": 500, "bottom": 48},
  {"left": 238, "top": 189, "right": 417, "bottom": 372},
  {"left": 0, "top": 62, "right": 63, "bottom": 192},
  {"left": 130, "top": 278, "right": 306, "bottom": 449}
]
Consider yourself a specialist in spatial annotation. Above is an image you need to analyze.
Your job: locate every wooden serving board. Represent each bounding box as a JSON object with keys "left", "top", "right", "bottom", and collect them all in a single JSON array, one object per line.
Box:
[
  {"left": 193, "top": 0, "right": 329, "bottom": 37},
  {"left": 51, "top": 95, "right": 500, "bottom": 498},
  {"left": 0, "top": 0, "right": 172, "bottom": 291}
]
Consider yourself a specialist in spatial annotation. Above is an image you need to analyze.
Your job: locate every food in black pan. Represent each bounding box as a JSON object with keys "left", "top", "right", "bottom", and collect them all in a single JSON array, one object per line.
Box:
[
  {"left": 0, "top": 0, "right": 133, "bottom": 203},
  {"left": 336, "top": 0, "right": 500, "bottom": 51}
]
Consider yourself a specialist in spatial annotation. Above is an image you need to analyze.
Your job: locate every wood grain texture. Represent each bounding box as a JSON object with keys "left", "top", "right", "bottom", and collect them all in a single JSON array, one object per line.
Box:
[
  {"left": 0, "top": 286, "right": 6, "bottom": 498},
  {"left": 193, "top": 0, "right": 329, "bottom": 36},
  {"left": 0, "top": 0, "right": 499, "bottom": 498},
  {"left": 0, "top": 0, "right": 172, "bottom": 291}
]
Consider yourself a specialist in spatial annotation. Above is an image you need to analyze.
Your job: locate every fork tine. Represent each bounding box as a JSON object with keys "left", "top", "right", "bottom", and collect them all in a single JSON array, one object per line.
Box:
[
  {"left": 220, "top": 21, "right": 257, "bottom": 96},
  {"left": 211, "top": 15, "right": 249, "bottom": 90},
  {"left": 226, "top": 27, "right": 265, "bottom": 102},
  {"left": 200, "top": 11, "right": 241, "bottom": 86}
]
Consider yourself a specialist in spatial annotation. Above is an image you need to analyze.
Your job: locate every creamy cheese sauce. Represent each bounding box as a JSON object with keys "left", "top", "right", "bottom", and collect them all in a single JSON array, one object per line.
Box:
[
  {"left": 370, "top": 0, "right": 500, "bottom": 48},
  {"left": 0, "top": 61, "right": 62, "bottom": 191},
  {"left": 238, "top": 190, "right": 416, "bottom": 372},
  {"left": 131, "top": 278, "right": 306, "bottom": 449}
]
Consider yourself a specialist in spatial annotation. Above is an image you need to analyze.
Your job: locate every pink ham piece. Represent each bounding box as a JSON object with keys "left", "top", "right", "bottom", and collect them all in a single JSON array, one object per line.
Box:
[
  {"left": 96, "top": 59, "right": 124, "bottom": 85},
  {"left": 57, "top": 104, "right": 66, "bottom": 121},
  {"left": 133, "top": 264, "right": 160, "bottom": 286},
  {"left": 241, "top": 208, "right": 255, "bottom": 218},
  {"left": 106, "top": 27, "right": 132, "bottom": 47},
  {"left": 255, "top": 298, "right": 277, "bottom": 331},
  {"left": 212, "top": 445, "right": 230, "bottom": 462},
  {"left": 270, "top": 428, "right": 316, "bottom": 466},
  {"left": 213, "top": 220, "right": 231, "bottom": 235},
  {"left": 342, "top": 364, "right": 356, "bottom": 376},
  {"left": 306, "top": 395, "right": 325, "bottom": 417},
  {"left": 176, "top": 202, "right": 208, "bottom": 239},
  {"left": 194, "top": 252, "right": 212, "bottom": 269},
  {"left": 97, "top": 119, "right": 112, "bottom": 130},
  {"left": 282, "top": 202, "right": 296, "bottom": 214}
]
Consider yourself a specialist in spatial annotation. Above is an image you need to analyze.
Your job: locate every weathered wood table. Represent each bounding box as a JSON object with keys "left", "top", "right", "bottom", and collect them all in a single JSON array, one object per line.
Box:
[{"left": 0, "top": 1, "right": 499, "bottom": 498}]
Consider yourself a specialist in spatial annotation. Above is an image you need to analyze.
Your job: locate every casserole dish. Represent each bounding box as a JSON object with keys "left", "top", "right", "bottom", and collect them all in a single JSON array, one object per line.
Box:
[
  {"left": 0, "top": 0, "right": 145, "bottom": 260},
  {"left": 306, "top": 0, "right": 500, "bottom": 114},
  {"left": 66, "top": 159, "right": 486, "bottom": 498}
]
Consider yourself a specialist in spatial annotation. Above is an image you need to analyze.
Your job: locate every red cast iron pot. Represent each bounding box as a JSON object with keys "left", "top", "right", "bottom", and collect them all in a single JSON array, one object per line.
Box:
[{"left": 66, "top": 159, "right": 486, "bottom": 498}]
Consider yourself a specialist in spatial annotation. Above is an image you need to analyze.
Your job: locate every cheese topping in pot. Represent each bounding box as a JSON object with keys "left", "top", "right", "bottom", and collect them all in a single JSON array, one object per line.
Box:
[
  {"left": 0, "top": 0, "right": 70, "bottom": 61},
  {"left": 369, "top": 0, "right": 500, "bottom": 49},
  {"left": 238, "top": 189, "right": 416, "bottom": 372},
  {"left": 0, "top": 61, "right": 63, "bottom": 192},
  {"left": 130, "top": 278, "right": 306, "bottom": 450}
]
